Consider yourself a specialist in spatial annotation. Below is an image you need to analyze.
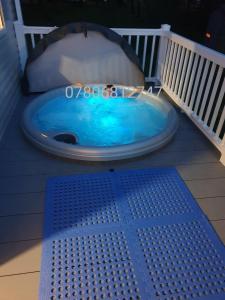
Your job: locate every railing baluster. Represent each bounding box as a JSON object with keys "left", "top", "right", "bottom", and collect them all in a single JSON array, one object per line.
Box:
[
  {"left": 142, "top": 36, "right": 148, "bottom": 71},
  {"left": 135, "top": 36, "right": 140, "bottom": 55},
  {"left": 189, "top": 56, "right": 204, "bottom": 110},
  {"left": 181, "top": 51, "right": 194, "bottom": 102},
  {"left": 165, "top": 41, "right": 175, "bottom": 86},
  {"left": 167, "top": 42, "right": 178, "bottom": 87},
  {"left": 174, "top": 46, "right": 185, "bottom": 94},
  {"left": 198, "top": 62, "right": 216, "bottom": 119},
  {"left": 171, "top": 45, "right": 181, "bottom": 91},
  {"left": 209, "top": 77, "right": 225, "bottom": 132},
  {"left": 162, "top": 39, "right": 172, "bottom": 84},
  {"left": 185, "top": 54, "right": 199, "bottom": 105},
  {"left": 204, "top": 66, "right": 223, "bottom": 124},
  {"left": 178, "top": 49, "right": 189, "bottom": 99},
  {"left": 128, "top": 35, "right": 131, "bottom": 45},
  {"left": 31, "top": 33, "right": 35, "bottom": 48},
  {"left": 148, "top": 36, "right": 156, "bottom": 79},
  {"left": 216, "top": 103, "right": 225, "bottom": 137},
  {"left": 40, "top": 34, "right": 43, "bottom": 39},
  {"left": 193, "top": 59, "right": 210, "bottom": 115}
]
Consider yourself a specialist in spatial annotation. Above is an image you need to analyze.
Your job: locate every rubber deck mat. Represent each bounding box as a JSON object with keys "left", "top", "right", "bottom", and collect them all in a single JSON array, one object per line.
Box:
[{"left": 40, "top": 168, "right": 225, "bottom": 300}]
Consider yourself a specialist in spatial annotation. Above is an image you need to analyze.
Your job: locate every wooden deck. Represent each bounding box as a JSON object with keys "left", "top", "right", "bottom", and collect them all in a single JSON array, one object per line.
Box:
[{"left": 0, "top": 94, "right": 225, "bottom": 300}]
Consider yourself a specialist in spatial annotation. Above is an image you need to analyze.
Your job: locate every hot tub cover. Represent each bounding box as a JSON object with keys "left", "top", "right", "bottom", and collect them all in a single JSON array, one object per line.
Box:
[{"left": 23, "top": 22, "right": 145, "bottom": 93}]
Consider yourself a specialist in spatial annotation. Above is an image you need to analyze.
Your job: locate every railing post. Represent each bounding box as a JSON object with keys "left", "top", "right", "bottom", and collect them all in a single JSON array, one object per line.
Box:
[
  {"left": 13, "top": 0, "right": 27, "bottom": 72},
  {"left": 221, "top": 153, "right": 225, "bottom": 166},
  {"left": 14, "top": 0, "right": 24, "bottom": 24},
  {"left": 220, "top": 136, "right": 225, "bottom": 166},
  {"left": 156, "top": 24, "right": 171, "bottom": 83},
  {"left": 14, "top": 21, "right": 28, "bottom": 72}
]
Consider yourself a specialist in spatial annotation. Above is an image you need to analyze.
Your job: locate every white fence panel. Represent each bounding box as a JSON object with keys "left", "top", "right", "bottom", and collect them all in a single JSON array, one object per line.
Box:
[{"left": 162, "top": 33, "right": 225, "bottom": 165}]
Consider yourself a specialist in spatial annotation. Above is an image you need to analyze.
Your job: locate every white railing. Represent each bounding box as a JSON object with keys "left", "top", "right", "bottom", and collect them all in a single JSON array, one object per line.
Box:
[
  {"left": 13, "top": 20, "right": 225, "bottom": 165},
  {"left": 14, "top": 22, "right": 170, "bottom": 82},
  {"left": 161, "top": 32, "right": 225, "bottom": 165}
]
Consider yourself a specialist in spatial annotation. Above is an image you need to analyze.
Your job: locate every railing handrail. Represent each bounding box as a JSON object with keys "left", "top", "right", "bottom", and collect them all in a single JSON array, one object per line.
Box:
[
  {"left": 168, "top": 32, "right": 225, "bottom": 68},
  {"left": 22, "top": 25, "right": 165, "bottom": 36},
  {"left": 23, "top": 25, "right": 57, "bottom": 34},
  {"left": 22, "top": 25, "right": 225, "bottom": 63}
]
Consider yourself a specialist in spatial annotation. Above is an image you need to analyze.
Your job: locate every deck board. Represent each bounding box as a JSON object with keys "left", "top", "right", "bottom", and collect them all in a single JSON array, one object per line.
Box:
[
  {"left": 0, "top": 95, "right": 224, "bottom": 299},
  {"left": 0, "top": 273, "right": 39, "bottom": 300},
  {"left": 0, "top": 175, "right": 48, "bottom": 194},
  {"left": 186, "top": 178, "right": 225, "bottom": 198},
  {"left": 0, "top": 193, "right": 44, "bottom": 217},
  {"left": 177, "top": 163, "right": 225, "bottom": 180},
  {"left": 211, "top": 220, "right": 225, "bottom": 244},
  {"left": 0, "top": 214, "right": 42, "bottom": 243},
  {"left": 0, "top": 240, "right": 41, "bottom": 276},
  {"left": 197, "top": 197, "right": 225, "bottom": 221}
]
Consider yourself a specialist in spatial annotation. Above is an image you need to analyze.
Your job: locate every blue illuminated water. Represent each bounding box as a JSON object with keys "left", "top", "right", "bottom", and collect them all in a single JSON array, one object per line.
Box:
[{"left": 32, "top": 95, "right": 168, "bottom": 147}]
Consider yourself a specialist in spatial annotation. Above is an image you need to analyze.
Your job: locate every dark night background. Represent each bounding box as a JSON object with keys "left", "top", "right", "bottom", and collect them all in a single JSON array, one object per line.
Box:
[{"left": 21, "top": 0, "right": 222, "bottom": 44}]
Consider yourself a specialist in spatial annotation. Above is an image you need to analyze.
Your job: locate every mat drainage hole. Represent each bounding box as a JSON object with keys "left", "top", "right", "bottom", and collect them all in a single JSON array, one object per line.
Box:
[{"left": 109, "top": 169, "right": 115, "bottom": 172}]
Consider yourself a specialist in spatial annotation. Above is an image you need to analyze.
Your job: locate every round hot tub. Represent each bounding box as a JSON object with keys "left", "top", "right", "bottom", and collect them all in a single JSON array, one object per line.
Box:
[{"left": 22, "top": 85, "right": 178, "bottom": 161}]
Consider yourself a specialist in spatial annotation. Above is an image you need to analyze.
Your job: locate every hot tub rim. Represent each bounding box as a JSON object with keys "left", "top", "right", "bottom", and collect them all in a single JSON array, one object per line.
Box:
[{"left": 22, "top": 85, "right": 179, "bottom": 161}]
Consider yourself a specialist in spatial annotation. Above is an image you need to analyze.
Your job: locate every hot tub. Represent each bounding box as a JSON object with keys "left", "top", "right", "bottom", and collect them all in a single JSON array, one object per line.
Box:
[{"left": 22, "top": 85, "right": 178, "bottom": 161}]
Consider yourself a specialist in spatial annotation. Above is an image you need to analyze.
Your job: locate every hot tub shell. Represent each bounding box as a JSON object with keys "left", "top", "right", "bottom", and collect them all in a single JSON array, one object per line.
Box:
[{"left": 22, "top": 86, "right": 179, "bottom": 161}]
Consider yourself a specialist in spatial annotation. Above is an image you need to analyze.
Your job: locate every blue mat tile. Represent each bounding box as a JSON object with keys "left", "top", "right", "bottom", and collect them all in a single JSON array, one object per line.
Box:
[{"left": 40, "top": 168, "right": 225, "bottom": 300}]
